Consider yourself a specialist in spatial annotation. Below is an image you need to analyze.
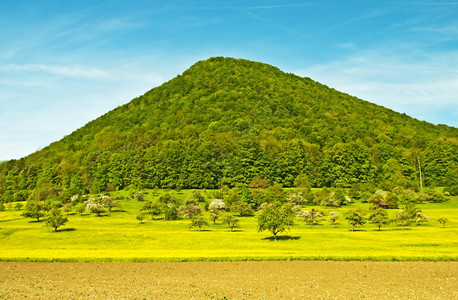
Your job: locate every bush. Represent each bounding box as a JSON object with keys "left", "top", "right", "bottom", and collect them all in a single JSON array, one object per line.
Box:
[{"left": 443, "top": 185, "right": 458, "bottom": 196}]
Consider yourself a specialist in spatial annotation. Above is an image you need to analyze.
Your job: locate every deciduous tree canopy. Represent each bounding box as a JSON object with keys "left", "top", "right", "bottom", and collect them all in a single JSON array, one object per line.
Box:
[{"left": 1, "top": 57, "right": 457, "bottom": 200}]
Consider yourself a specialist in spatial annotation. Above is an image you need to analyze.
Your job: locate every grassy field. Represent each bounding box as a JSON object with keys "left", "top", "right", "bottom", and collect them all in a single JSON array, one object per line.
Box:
[{"left": 0, "top": 190, "right": 457, "bottom": 262}]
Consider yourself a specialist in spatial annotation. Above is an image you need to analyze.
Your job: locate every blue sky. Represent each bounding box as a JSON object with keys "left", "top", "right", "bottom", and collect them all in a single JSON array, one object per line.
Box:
[{"left": 1, "top": 0, "right": 457, "bottom": 160}]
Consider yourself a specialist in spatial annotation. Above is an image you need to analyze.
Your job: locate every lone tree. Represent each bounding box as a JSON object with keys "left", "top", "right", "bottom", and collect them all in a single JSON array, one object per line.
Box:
[
  {"left": 257, "top": 202, "right": 294, "bottom": 241},
  {"left": 415, "top": 212, "right": 429, "bottom": 226},
  {"left": 345, "top": 210, "right": 366, "bottom": 231},
  {"left": 136, "top": 212, "right": 147, "bottom": 223},
  {"left": 300, "top": 208, "right": 323, "bottom": 228},
  {"left": 368, "top": 208, "right": 390, "bottom": 231},
  {"left": 189, "top": 217, "right": 209, "bottom": 231},
  {"left": 221, "top": 214, "right": 239, "bottom": 231},
  {"left": 395, "top": 210, "right": 411, "bottom": 229},
  {"left": 22, "top": 200, "right": 45, "bottom": 221},
  {"left": 438, "top": 217, "right": 448, "bottom": 228},
  {"left": 328, "top": 211, "right": 340, "bottom": 228},
  {"left": 46, "top": 207, "right": 69, "bottom": 232}
]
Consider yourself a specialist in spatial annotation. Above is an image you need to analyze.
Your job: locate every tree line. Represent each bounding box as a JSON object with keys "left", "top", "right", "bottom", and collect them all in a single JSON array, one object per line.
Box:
[{"left": 0, "top": 57, "right": 457, "bottom": 202}]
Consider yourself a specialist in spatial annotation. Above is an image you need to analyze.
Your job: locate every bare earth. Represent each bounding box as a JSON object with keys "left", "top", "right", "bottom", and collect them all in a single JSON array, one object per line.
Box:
[{"left": 0, "top": 261, "right": 456, "bottom": 299}]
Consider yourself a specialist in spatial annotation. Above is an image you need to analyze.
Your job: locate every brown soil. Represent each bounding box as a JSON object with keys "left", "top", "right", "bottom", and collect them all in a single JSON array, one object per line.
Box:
[{"left": 0, "top": 261, "right": 456, "bottom": 299}]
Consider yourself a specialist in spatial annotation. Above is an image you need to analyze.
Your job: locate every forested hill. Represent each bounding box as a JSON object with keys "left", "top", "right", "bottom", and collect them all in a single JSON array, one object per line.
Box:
[{"left": 1, "top": 57, "right": 457, "bottom": 199}]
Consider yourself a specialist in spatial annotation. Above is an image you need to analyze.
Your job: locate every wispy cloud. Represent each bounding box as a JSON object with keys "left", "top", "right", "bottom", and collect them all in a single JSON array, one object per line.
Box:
[{"left": 3, "top": 64, "right": 108, "bottom": 78}]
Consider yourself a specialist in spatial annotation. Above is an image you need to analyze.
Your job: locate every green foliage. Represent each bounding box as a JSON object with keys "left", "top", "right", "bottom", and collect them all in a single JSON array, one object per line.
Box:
[
  {"left": 22, "top": 200, "right": 45, "bottom": 221},
  {"left": 0, "top": 57, "right": 457, "bottom": 198},
  {"left": 368, "top": 208, "right": 390, "bottom": 231},
  {"left": 189, "top": 217, "right": 209, "bottom": 231},
  {"left": 221, "top": 214, "right": 239, "bottom": 231},
  {"left": 345, "top": 209, "right": 366, "bottom": 231},
  {"left": 299, "top": 208, "right": 324, "bottom": 227},
  {"left": 327, "top": 211, "right": 340, "bottom": 228},
  {"left": 45, "top": 207, "right": 69, "bottom": 232},
  {"left": 395, "top": 210, "right": 411, "bottom": 229},
  {"left": 178, "top": 199, "right": 202, "bottom": 219},
  {"left": 438, "top": 217, "right": 448, "bottom": 228},
  {"left": 136, "top": 212, "right": 147, "bottom": 223},
  {"left": 257, "top": 202, "right": 295, "bottom": 240},
  {"left": 230, "top": 201, "right": 254, "bottom": 216}
]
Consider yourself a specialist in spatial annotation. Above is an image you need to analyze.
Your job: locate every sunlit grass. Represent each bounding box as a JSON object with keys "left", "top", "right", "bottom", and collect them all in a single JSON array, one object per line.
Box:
[{"left": 0, "top": 191, "right": 456, "bottom": 262}]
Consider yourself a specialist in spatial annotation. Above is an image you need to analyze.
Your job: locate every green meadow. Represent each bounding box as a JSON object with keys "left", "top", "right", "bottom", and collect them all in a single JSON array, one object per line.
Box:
[{"left": 0, "top": 190, "right": 456, "bottom": 262}]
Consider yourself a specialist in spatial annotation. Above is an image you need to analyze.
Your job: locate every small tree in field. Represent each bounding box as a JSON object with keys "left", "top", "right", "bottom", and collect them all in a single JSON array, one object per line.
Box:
[
  {"left": 63, "top": 203, "right": 72, "bottom": 215},
  {"left": 208, "top": 199, "right": 226, "bottom": 212},
  {"left": 415, "top": 212, "right": 429, "bottom": 226},
  {"left": 395, "top": 210, "right": 410, "bottom": 229},
  {"left": 300, "top": 208, "right": 323, "bottom": 228},
  {"left": 368, "top": 208, "right": 390, "bottom": 231},
  {"left": 85, "top": 198, "right": 106, "bottom": 216},
  {"left": 328, "top": 211, "right": 340, "bottom": 228},
  {"left": 22, "top": 200, "right": 45, "bottom": 221},
  {"left": 345, "top": 210, "right": 366, "bottom": 231},
  {"left": 179, "top": 199, "right": 202, "bottom": 219},
  {"left": 230, "top": 201, "right": 254, "bottom": 216},
  {"left": 257, "top": 202, "right": 294, "bottom": 241},
  {"left": 14, "top": 202, "right": 23, "bottom": 211},
  {"left": 136, "top": 212, "right": 147, "bottom": 224},
  {"left": 46, "top": 207, "right": 68, "bottom": 232},
  {"left": 189, "top": 217, "right": 209, "bottom": 231},
  {"left": 221, "top": 214, "right": 239, "bottom": 231},
  {"left": 75, "top": 202, "right": 86, "bottom": 215},
  {"left": 438, "top": 217, "right": 448, "bottom": 228}
]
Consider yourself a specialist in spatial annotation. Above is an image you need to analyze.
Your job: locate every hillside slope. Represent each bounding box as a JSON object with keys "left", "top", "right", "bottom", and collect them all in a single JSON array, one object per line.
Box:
[{"left": 1, "top": 57, "right": 457, "bottom": 199}]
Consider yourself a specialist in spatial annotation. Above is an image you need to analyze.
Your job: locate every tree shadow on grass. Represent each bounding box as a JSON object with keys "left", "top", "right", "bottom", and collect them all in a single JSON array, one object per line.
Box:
[
  {"left": 56, "top": 228, "right": 76, "bottom": 232},
  {"left": 262, "top": 235, "right": 301, "bottom": 241}
]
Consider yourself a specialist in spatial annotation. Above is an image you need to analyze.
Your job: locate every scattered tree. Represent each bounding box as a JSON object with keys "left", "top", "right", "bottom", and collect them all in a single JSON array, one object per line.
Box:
[
  {"left": 158, "top": 193, "right": 180, "bottom": 220},
  {"left": 179, "top": 199, "right": 202, "bottom": 219},
  {"left": 345, "top": 210, "right": 366, "bottom": 231},
  {"left": 45, "top": 207, "right": 68, "bottom": 232},
  {"left": 438, "top": 217, "right": 448, "bottom": 228},
  {"left": 221, "top": 214, "right": 239, "bottom": 231},
  {"left": 189, "top": 217, "right": 209, "bottom": 231},
  {"left": 415, "top": 212, "right": 429, "bottom": 226},
  {"left": 136, "top": 212, "right": 147, "bottom": 223},
  {"left": 328, "top": 211, "right": 340, "bottom": 228},
  {"left": 75, "top": 202, "right": 86, "bottom": 215},
  {"left": 22, "top": 200, "right": 45, "bottom": 221},
  {"left": 63, "top": 203, "right": 73, "bottom": 215},
  {"left": 230, "top": 201, "right": 254, "bottom": 216},
  {"left": 300, "top": 208, "right": 323, "bottom": 228},
  {"left": 368, "top": 208, "right": 390, "bottom": 231},
  {"left": 257, "top": 202, "right": 294, "bottom": 241},
  {"left": 209, "top": 211, "right": 219, "bottom": 224},
  {"left": 208, "top": 199, "right": 226, "bottom": 212},
  {"left": 14, "top": 202, "right": 23, "bottom": 211},
  {"left": 85, "top": 197, "right": 106, "bottom": 216},
  {"left": 395, "top": 210, "right": 410, "bottom": 229}
]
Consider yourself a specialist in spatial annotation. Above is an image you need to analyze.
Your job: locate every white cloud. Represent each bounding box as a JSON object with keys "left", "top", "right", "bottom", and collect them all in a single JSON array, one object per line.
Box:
[{"left": 3, "top": 64, "right": 108, "bottom": 78}]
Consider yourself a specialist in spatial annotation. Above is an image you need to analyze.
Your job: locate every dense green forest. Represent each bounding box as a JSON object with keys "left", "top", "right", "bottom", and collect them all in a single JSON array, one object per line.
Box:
[{"left": 1, "top": 57, "right": 457, "bottom": 202}]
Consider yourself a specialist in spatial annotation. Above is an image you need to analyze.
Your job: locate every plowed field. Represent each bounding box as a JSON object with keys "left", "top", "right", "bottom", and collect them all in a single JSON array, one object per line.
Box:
[{"left": 0, "top": 261, "right": 456, "bottom": 299}]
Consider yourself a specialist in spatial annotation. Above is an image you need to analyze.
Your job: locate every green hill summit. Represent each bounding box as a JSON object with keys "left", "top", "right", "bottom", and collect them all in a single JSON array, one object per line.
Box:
[{"left": 1, "top": 57, "right": 457, "bottom": 199}]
